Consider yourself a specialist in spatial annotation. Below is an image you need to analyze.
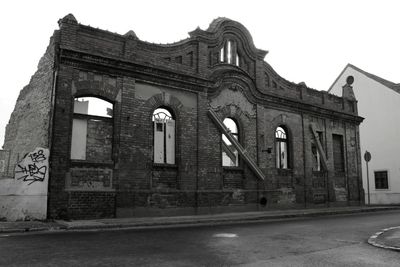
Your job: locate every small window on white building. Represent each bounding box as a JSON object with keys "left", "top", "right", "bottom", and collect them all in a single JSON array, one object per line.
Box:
[
  {"left": 374, "top": 171, "right": 389, "bottom": 189},
  {"left": 222, "top": 118, "right": 239, "bottom": 167},
  {"left": 153, "top": 108, "right": 175, "bottom": 164},
  {"left": 71, "top": 97, "right": 113, "bottom": 162}
]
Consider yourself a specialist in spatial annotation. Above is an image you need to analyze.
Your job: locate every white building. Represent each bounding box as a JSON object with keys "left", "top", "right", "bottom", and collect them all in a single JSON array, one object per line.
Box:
[{"left": 329, "top": 64, "right": 400, "bottom": 204}]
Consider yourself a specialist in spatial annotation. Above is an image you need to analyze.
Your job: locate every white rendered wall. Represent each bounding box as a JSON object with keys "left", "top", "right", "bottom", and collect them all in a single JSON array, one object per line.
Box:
[
  {"left": 330, "top": 67, "right": 400, "bottom": 204},
  {"left": 0, "top": 147, "right": 49, "bottom": 221}
]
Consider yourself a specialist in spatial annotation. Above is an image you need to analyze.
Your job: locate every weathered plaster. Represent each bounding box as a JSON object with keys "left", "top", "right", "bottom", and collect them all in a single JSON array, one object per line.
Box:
[{"left": 0, "top": 147, "right": 49, "bottom": 221}]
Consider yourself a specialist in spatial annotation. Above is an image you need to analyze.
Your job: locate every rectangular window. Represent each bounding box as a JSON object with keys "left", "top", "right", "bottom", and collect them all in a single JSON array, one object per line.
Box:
[
  {"left": 165, "top": 120, "right": 175, "bottom": 164},
  {"left": 220, "top": 47, "right": 224, "bottom": 62},
  {"left": 227, "top": 41, "right": 232, "bottom": 64},
  {"left": 332, "top": 134, "right": 344, "bottom": 173},
  {"left": 156, "top": 123, "right": 163, "bottom": 132},
  {"left": 154, "top": 119, "right": 165, "bottom": 164},
  {"left": 71, "top": 118, "right": 88, "bottom": 160},
  {"left": 312, "top": 131, "right": 324, "bottom": 172},
  {"left": 70, "top": 97, "right": 113, "bottom": 162},
  {"left": 375, "top": 171, "right": 389, "bottom": 189},
  {"left": 153, "top": 108, "right": 175, "bottom": 165}
]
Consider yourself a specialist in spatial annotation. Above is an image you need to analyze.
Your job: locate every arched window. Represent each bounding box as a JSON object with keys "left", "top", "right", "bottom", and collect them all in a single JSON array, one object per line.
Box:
[
  {"left": 153, "top": 108, "right": 175, "bottom": 164},
  {"left": 222, "top": 118, "right": 239, "bottom": 167},
  {"left": 275, "top": 126, "right": 289, "bottom": 169},
  {"left": 71, "top": 96, "right": 113, "bottom": 162},
  {"left": 219, "top": 40, "right": 240, "bottom": 67}
]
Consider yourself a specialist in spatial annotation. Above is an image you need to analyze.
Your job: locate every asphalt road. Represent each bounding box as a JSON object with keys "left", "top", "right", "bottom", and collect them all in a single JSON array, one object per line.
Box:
[{"left": 1, "top": 210, "right": 400, "bottom": 266}]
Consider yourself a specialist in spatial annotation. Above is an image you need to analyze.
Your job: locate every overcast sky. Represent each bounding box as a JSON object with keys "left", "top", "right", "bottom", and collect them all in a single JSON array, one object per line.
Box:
[{"left": 1, "top": 0, "right": 399, "bottom": 147}]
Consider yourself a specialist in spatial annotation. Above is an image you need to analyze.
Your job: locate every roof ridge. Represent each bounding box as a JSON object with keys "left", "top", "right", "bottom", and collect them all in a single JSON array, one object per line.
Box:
[
  {"left": 328, "top": 63, "right": 400, "bottom": 94},
  {"left": 348, "top": 64, "right": 400, "bottom": 93}
]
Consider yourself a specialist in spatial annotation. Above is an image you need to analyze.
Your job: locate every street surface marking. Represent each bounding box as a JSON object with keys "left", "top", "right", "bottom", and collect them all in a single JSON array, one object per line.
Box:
[{"left": 213, "top": 233, "right": 238, "bottom": 238}]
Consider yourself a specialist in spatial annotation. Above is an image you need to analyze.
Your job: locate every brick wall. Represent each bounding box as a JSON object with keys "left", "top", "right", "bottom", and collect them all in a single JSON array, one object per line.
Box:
[
  {"left": 67, "top": 191, "right": 115, "bottom": 219},
  {"left": 2, "top": 34, "right": 57, "bottom": 175},
  {"left": 86, "top": 119, "right": 113, "bottom": 162},
  {"left": 8, "top": 15, "right": 364, "bottom": 219}
]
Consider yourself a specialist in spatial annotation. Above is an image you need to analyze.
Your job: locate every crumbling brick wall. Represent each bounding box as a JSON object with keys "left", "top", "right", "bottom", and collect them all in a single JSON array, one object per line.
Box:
[
  {"left": 2, "top": 35, "right": 57, "bottom": 173},
  {"left": 6, "top": 14, "right": 364, "bottom": 220}
]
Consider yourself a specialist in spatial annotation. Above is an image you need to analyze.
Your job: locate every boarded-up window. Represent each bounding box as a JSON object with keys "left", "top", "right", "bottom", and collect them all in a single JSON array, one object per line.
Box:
[
  {"left": 71, "top": 97, "right": 113, "bottom": 162},
  {"left": 153, "top": 108, "right": 175, "bottom": 164},
  {"left": 332, "top": 134, "right": 344, "bottom": 173},
  {"left": 375, "top": 171, "right": 389, "bottom": 189}
]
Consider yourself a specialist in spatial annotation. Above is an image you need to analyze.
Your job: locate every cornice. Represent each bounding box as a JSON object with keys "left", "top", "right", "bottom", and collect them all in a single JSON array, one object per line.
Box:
[{"left": 58, "top": 47, "right": 363, "bottom": 125}]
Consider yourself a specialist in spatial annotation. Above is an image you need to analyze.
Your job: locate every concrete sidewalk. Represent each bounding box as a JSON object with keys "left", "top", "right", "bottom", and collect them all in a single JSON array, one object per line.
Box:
[
  {"left": 368, "top": 226, "right": 400, "bottom": 251},
  {"left": 1, "top": 205, "right": 399, "bottom": 234}
]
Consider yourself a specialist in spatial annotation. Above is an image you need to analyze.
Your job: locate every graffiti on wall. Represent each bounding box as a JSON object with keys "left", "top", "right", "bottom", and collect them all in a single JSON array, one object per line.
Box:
[{"left": 15, "top": 148, "right": 49, "bottom": 185}]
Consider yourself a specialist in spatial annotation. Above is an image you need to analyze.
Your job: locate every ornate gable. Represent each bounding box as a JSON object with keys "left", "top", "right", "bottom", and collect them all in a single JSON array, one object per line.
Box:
[{"left": 190, "top": 18, "right": 267, "bottom": 78}]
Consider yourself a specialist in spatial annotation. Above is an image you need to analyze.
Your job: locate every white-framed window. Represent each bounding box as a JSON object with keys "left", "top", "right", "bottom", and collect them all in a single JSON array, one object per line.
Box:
[{"left": 153, "top": 108, "right": 175, "bottom": 164}]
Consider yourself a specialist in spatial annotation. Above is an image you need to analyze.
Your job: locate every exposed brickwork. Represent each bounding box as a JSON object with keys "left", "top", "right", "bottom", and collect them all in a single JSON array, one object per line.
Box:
[
  {"left": 4, "top": 14, "right": 364, "bottom": 219},
  {"left": 67, "top": 191, "right": 115, "bottom": 219},
  {"left": 2, "top": 35, "right": 57, "bottom": 174},
  {"left": 86, "top": 119, "right": 113, "bottom": 162}
]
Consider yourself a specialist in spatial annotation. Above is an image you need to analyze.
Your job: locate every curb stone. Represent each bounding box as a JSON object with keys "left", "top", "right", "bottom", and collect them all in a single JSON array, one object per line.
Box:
[
  {"left": 0, "top": 226, "right": 65, "bottom": 234},
  {"left": 57, "top": 206, "right": 400, "bottom": 231},
  {"left": 368, "top": 226, "right": 400, "bottom": 251},
  {"left": 1, "top": 206, "right": 400, "bottom": 234}
]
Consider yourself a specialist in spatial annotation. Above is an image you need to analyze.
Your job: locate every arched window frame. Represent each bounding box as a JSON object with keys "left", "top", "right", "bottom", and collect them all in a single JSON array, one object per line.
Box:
[
  {"left": 222, "top": 117, "right": 240, "bottom": 167},
  {"left": 70, "top": 96, "right": 114, "bottom": 162},
  {"left": 275, "top": 126, "right": 290, "bottom": 169},
  {"left": 152, "top": 107, "right": 176, "bottom": 165},
  {"left": 219, "top": 39, "right": 240, "bottom": 67}
]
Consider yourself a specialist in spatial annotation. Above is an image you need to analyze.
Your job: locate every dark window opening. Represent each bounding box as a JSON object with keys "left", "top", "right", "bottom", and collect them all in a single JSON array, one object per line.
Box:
[
  {"left": 332, "top": 134, "right": 344, "bottom": 173},
  {"left": 375, "top": 171, "right": 389, "bottom": 189}
]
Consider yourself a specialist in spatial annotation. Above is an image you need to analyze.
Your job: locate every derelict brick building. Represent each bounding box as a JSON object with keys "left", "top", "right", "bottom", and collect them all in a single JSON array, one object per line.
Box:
[{"left": 3, "top": 14, "right": 364, "bottom": 219}]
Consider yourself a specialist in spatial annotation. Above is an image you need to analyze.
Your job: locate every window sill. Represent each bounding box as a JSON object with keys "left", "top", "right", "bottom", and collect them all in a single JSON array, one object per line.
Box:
[
  {"left": 277, "top": 168, "right": 293, "bottom": 176},
  {"left": 70, "top": 160, "right": 114, "bottom": 168},
  {"left": 223, "top": 166, "right": 243, "bottom": 171},
  {"left": 153, "top": 163, "right": 178, "bottom": 169},
  {"left": 312, "top": 170, "right": 327, "bottom": 177},
  {"left": 334, "top": 171, "right": 346, "bottom": 177}
]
